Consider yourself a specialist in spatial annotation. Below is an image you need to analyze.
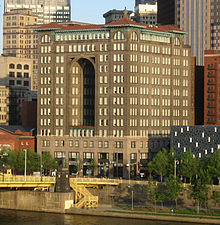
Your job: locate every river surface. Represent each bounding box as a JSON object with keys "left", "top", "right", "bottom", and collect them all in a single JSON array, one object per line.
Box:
[{"left": 0, "top": 209, "right": 204, "bottom": 225}]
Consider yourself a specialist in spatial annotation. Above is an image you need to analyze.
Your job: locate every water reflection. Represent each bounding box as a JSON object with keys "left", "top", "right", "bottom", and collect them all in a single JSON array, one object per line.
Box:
[{"left": 0, "top": 209, "right": 204, "bottom": 225}]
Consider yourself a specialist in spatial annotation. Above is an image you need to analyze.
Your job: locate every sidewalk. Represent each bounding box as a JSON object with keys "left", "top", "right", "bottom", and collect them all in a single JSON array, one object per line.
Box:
[{"left": 65, "top": 206, "right": 220, "bottom": 224}]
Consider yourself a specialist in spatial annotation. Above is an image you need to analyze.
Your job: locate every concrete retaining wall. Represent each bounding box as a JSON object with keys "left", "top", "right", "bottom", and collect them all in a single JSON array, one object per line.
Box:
[{"left": 0, "top": 191, "right": 74, "bottom": 213}]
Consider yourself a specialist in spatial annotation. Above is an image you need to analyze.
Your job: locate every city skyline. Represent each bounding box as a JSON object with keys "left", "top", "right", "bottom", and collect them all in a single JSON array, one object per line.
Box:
[{"left": 0, "top": 0, "right": 134, "bottom": 54}]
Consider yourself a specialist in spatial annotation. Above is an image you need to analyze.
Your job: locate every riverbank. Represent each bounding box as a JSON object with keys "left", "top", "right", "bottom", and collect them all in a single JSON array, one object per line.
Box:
[
  {"left": 66, "top": 206, "right": 220, "bottom": 225},
  {"left": 0, "top": 190, "right": 220, "bottom": 224}
]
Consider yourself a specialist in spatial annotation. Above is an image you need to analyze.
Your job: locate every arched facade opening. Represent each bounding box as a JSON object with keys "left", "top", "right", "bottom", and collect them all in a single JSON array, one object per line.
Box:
[{"left": 70, "top": 58, "right": 95, "bottom": 127}]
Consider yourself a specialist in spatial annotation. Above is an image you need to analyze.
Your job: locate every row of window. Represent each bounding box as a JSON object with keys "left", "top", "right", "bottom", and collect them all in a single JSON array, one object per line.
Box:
[
  {"left": 53, "top": 30, "right": 176, "bottom": 44},
  {"left": 42, "top": 139, "right": 147, "bottom": 149},
  {"left": 9, "top": 64, "right": 29, "bottom": 70}
]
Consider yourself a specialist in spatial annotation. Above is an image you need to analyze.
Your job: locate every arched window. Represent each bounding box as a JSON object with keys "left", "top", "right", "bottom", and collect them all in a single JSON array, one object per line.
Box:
[
  {"left": 131, "top": 32, "right": 138, "bottom": 41},
  {"left": 24, "top": 64, "right": 29, "bottom": 70},
  {"left": 17, "top": 64, "right": 22, "bottom": 69},
  {"left": 9, "top": 63, "right": 15, "bottom": 69},
  {"left": 41, "top": 34, "right": 51, "bottom": 43},
  {"left": 174, "top": 37, "right": 181, "bottom": 46},
  {"left": 114, "top": 31, "right": 125, "bottom": 40}
]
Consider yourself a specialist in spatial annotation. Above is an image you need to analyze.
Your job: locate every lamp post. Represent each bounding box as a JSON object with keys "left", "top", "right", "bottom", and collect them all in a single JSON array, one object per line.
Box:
[
  {"left": 131, "top": 190, "right": 134, "bottom": 210},
  {"left": 40, "top": 153, "right": 43, "bottom": 182},
  {"left": 24, "top": 149, "right": 27, "bottom": 182},
  {"left": 174, "top": 159, "right": 179, "bottom": 178},
  {"left": 2, "top": 164, "right": 4, "bottom": 182},
  {"left": 129, "top": 153, "right": 131, "bottom": 181},
  {"left": 128, "top": 185, "right": 134, "bottom": 210}
]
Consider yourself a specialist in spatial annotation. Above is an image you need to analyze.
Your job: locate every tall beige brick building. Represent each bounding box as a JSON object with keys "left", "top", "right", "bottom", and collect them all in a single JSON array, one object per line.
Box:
[
  {"left": 36, "top": 15, "right": 192, "bottom": 178},
  {"left": 3, "top": 9, "right": 38, "bottom": 90}
]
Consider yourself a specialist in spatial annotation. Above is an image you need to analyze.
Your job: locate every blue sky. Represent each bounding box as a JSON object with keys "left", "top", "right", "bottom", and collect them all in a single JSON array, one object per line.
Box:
[{"left": 0, "top": 0, "right": 134, "bottom": 54}]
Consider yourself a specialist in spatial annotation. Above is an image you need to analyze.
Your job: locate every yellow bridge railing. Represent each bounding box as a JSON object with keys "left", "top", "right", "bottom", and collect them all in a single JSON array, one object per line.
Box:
[{"left": 0, "top": 174, "right": 56, "bottom": 188}]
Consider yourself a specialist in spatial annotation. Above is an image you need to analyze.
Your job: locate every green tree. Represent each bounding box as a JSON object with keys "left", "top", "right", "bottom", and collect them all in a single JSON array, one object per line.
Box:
[
  {"left": 179, "top": 151, "right": 198, "bottom": 183},
  {"left": 208, "top": 149, "right": 220, "bottom": 185},
  {"left": 7, "top": 149, "right": 19, "bottom": 174},
  {"left": 42, "top": 152, "right": 58, "bottom": 175},
  {"left": 26, "top": 149, "right": 40, "bottom": 174},
  {"left": 146, "top": 179, "right": 165, "bottom": 211},
  {"left": 150, "top": 148, "right": 169, "bottom": 182},
  {"left": 0, "top": 147, "right": 9, "bottom": 170},
  {"left": 167, "top": 148, "right": 177, "bottom": 176},
  {"left": 16, "top": 150, "right": 25, "bottom": 173},
  {"left": 189, "top": 168, "right": 210, "bottom": 213},
  {"left": 90, "top": 158, "right": 97, "bottom": 176},
  {"left": 165, "top": 175, "right": 183, "bottom": 208},
  {"left": 211, "top": 191, "right": 220, "bottom": 206}
]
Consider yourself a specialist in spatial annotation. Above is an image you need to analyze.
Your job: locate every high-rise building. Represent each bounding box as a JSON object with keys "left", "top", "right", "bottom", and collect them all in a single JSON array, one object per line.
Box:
[
  {"left": 4, "top": 0, "right": 71, "bottom": 90},
  {"left": 157, "top": 0, "right": 217, "bottom": 66},
  {"left": 133, "top": 1, "right": 157, "bottom": 25},
  {"left": 4, "top": 0, "right": 71, "bottom": 24},
  {"left": 135, "top": 0, "right": 157, "bottom": 7},
  {"left": 36, "top": 16, "right": 192, "bottom": 178},
  {"left": 3, "top": 9, "right": 38, "bottom": 90},
  {"left": 204, "top": 50, "right": 220, "bottom": 125}
]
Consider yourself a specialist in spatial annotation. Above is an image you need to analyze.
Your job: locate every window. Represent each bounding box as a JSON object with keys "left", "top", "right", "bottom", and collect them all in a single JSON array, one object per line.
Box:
[
  {"left": 115, "top": 141, "right": 123, "bottom": 148},
  {"left": 104, "top": 141, "right": 109, "bottom": 148},
  {"left": 15, "top": 70, "right": 22, "bottom": 77},
  {"left": 55, "top": 140, "right": 59, "bottom": 147},
  {"left": 69, "top": 140, "right": 73, "bottom": 147},
  {"left": 24, "top": 64, "right": 29, "bottom": 70},
  {"left": 89, "top": 141, "right": 94, "bottom": 148},
  {"left": 9, "top": 72, "right": 14, "bottom": 77},
  {"left": 54, "top": 151, "right": 65, "bottom": 158},
  {"left": 140, "top": 153, "right": 148, "bottom": 159},
  {"left": 24, "top": 81, "right": 29, "bottom": 86},
  {"left": 114, "top": 31, "right": 125, "bottom": 40},
  {"left": 98, "top": 141, "right": 103, "bottom": 148},
  {"left": 83, "top": 152, "right": 94, "bottom": 159},
  {"left": 24, "top": 72, "right": 29, "bottom": 78},
  {"left": 83, "top": 141, "right": 88, "bottom": 148},
  {"left": 17, "top": 64, "right": 22, "bottom": 69},
  {"left": 9, "top": 63, "right": 15, "bottom": 69},
  {"left": 131, "top": 141, "right": 136, "bottom": 148},
  {"left": 69, "top": 152, "right": 79, "bottom": 159},
  {"left": 75, "top": 140, "right": 79, "bottom": 147}
]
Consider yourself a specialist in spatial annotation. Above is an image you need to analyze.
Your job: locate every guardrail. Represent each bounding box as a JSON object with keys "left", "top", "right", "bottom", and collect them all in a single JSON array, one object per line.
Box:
[{"left": 0, "top": 175, "right": 56, "bottom": 183}]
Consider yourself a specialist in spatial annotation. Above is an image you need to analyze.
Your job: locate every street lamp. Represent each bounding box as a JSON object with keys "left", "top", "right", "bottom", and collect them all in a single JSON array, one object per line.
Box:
[
  {"left": 131, "top": 190, "right": 134, "bottom": 210},
  {"left": 40, "top": 153, "right": 43, "bottom": 182},
  {"left": 128, "top": 185, "right": 134, "bottom": 210},
  {"left": 174, "top": 159, "right": 179, "bottom": 178},
  {"left": 2, "top": 164, "right": 4, "bottom": 182},
  {"left": 24, "top": 149, "right": 27, "bottom": 182}
]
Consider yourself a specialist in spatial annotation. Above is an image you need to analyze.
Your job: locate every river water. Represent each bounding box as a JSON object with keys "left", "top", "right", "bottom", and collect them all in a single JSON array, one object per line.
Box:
[{"left": 0, "top": 209, "right": 204, "bottom": 225}]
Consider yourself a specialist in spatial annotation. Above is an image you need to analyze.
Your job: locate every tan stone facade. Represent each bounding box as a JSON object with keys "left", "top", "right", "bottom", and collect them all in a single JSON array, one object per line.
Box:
[
  {"left": 3, "top": 9, "right": 38, "bottom": 90},
  {"left": 36, "top": 17, "right": 192, "bottom": 178}
]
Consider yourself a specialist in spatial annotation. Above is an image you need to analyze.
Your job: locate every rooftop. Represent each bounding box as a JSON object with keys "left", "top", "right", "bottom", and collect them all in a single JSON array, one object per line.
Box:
[{"left": 36, "top": 16, "right": 183, "bottom": 34}]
